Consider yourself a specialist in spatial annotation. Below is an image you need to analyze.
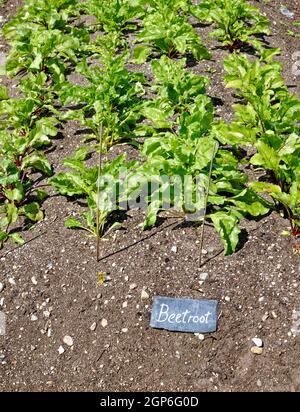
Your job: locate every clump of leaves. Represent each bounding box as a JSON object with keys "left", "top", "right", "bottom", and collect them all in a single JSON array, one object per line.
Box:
[
  {"left": 3, "top": 0, "right": 80, "bottom": 34},
  {"left": 82, "top": 0, "right": 145, "bottom": 34},
  {"left": 2, "top": 0, "right": 89, "bottom": 81},
  {"left": 215, "top": 51, "right": 299, "bottom": 144},
  {"left": 193, "top": 0, "right": 270, "bottom": 53},
  {"left": 127, "top": 101, "right": 271, "bottom": 255},
  {"left": 133, "top": 0, "right": 210, "bottom": 63},
  {"left": 60, "top": 33, "right": 146, "bottom": 147},
  {"left": 4, "top": 29, "right": 87, "bottom": 82},
  {"left": 138, "top": 55, "right": 211, "bottom": 133},
  {"left": 50, "top": 149, "right": 138, "bottom": 238}
]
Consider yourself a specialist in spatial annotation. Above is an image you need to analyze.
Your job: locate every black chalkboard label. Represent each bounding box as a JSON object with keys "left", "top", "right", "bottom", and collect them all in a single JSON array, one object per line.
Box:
[{"left": 150, "top": 296, "right": 218, "bottom": 333}]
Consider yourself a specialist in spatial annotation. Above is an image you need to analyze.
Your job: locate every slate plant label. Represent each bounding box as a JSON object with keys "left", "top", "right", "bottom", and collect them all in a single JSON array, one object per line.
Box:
[{"left": 150, "top": 296, "right": 218, "bottom": 333}]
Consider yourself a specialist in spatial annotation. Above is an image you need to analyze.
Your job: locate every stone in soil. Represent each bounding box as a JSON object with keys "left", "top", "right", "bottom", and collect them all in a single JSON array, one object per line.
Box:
[
  {"left": 58, "top": 346, "right": 65, "bottom": 355},
  {"left": 141, "top": 290, "right": 149, "bottom": 300},
  {"left": 251, "top": 346, "right": 263, "bottom": 355},
  {"left": 199, "top": 272, "right": 208, "bottom": 281},
  {"left": 63, "top": 335, "right": 73, "bottom": 347},
  {"left": 252, "top": 337, "right": 263, "bottom": 347},
  {"left": 31, "top": 276, "right": 38, "bottom": 285},
  {"left": 101, "top": 318, "right": 108, "bottom": 328},
  {"left": 90, "top": 322, "right": 97, "bottom": 331}
]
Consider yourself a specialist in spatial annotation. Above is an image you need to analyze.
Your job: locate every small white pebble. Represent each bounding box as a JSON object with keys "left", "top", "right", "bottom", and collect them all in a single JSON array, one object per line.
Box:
[
  {"left": 43, "top": 310, "right": 51, "bottom": 318},
  {"left": 122, "top": 302, "right": 128, "bottom": 308},
  {"left": 58, "top": 346, "right": 65, "bottom": 355},
  {"left": 122, "top": 328, "right": 128, "bottom": 333},
  {"left": 90, "top": 322, "right": 97, "bottom": 331},
  {"left": 129, "top": 283, "right": 137, "bottom": 290},
  {"left": 101, "top": 318, "right": 108, "bottom": 328},
  {"left": 252, "top": 337, "right": 263, "bottom": 348},
  {"left": 30, "top": 314, "right": 38, "bottom": 322},
  {"left": 141, "top": 290, "right": 149, "bottom": 300},
  {"left": 63, "top": 335, "right": 73, "bottom": 347},
  {"left": 199, "top": 272, "right": 208, "bottom": 281},
  {"left": 8, "top": 278, "right": 16, "bottom": 286},
  {"left": 171, "top": 245, "right": 177, "bottom": 253},
  {"left": 195, "top": 333, "right": 205, "bottom": 341},
  {"left": 31, "top": 276, "right": 38, "bottom": 285},
  {"left": 0, "top": 283, "right": 4, "bottom": 293},
  {"left": 225, "top": 296, "right": 231, "bottom": 302}
]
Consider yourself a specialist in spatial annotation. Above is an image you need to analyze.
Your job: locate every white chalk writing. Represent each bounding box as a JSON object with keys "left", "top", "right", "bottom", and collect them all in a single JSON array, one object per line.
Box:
[{"left": 156, "top": 303, "right": 211, "bottom": 324}]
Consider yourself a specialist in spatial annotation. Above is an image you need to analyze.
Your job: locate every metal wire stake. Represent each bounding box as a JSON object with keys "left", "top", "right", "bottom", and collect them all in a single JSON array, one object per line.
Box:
[
  {"left": 199, "top": 142, "right": 218, "bottom": 268},
  {"left": 96, "top": 123, "right": 103, "bottom": 262}
]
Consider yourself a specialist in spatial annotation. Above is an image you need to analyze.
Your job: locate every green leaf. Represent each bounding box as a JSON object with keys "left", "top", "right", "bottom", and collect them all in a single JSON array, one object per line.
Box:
[
  {"left": 22, "top": 153, "right": 52, "bottom": 176},
  {"left": 21, "top": 202, "right": 43, "bottom": 221},
  {"left": 141, "top": 107, "right": 171, "bottom": 128},
  {"left": 132, "top": 45, "right": 150, "bottom": 64},
  {"left": 6, "top": 203, "right": 18, "bottom": 224},
  {"left": 213, "top": 122, "right": 257, "bottom": 145},
  {"left": 50, "top": 173, "right": 85, "bottom": 196},
  {"left": 29, "top": 54, "right": 43, "bottom": 70},
  {"left": 73, "top": 147, "right": 90, "bottom": 161},
  {"left": 9, "top": 232, "right": 25, "bottom": 246},
  {"left": 65, "top": 216, "right": 86, "bottom": 230},
  {"left": 191, "top": 43, "right": 211, "bottom": 61},
  {"left": 0, "top": 231, "right": 8, "bottom": 244},
  {"left": 210, "top": 211, "right": 241, "bottom": 255},
  {"left": 85, "top": 210, "right": 96, "bottom": 232},
  {"left": 250, "top": 181, "right": 281, "bottom": 195},
  {"left": 0, "top": 85, "right": 8, "bottom": 100},
  {"left": 63, "top": 147, "right": 90, "bottom": 172},
  {"left": 35, "top": 117, "right": 58, "bottom": 137},
  {"left": 251, "top": 141, "right": 280, "bottom": 172},
  {"left": 5, "top": 182, "right": 24, "bottom": 202},
  {"left": 34, "top": 189, "right": 48, "bottom": 202},
  {"left": 143, "top": 201, "right": 161, "bottom": 230},
  {"left": 260, "top": 48, "right": 281, "bottom": 62},
  {"left": 230, "top": 188, "right": 271, "bottom": 216},
  {"left": 278, "top": 133, "right": 300, "bottom": 156}
]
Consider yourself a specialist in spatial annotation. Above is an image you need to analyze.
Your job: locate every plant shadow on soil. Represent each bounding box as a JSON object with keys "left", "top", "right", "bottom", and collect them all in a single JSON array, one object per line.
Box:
[{"left": 98, "top": 218, "right": 180, "bottom": 261}]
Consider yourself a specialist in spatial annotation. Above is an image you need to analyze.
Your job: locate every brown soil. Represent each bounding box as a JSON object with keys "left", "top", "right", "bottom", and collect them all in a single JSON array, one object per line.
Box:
[{"left": 0, "top": 0, "right": 300, "bottom": 392}]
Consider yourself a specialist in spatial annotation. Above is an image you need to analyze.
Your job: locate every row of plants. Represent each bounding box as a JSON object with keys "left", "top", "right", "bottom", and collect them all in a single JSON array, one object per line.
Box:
[
  {"left": 217, "top": 52, "right": 300, "bottom": 236},
  {"left": 0, "top": 0, "right": 88, "bottom": 247},
  {"left": 0, "top": 0, "right": 299, "bottom": 255}
]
